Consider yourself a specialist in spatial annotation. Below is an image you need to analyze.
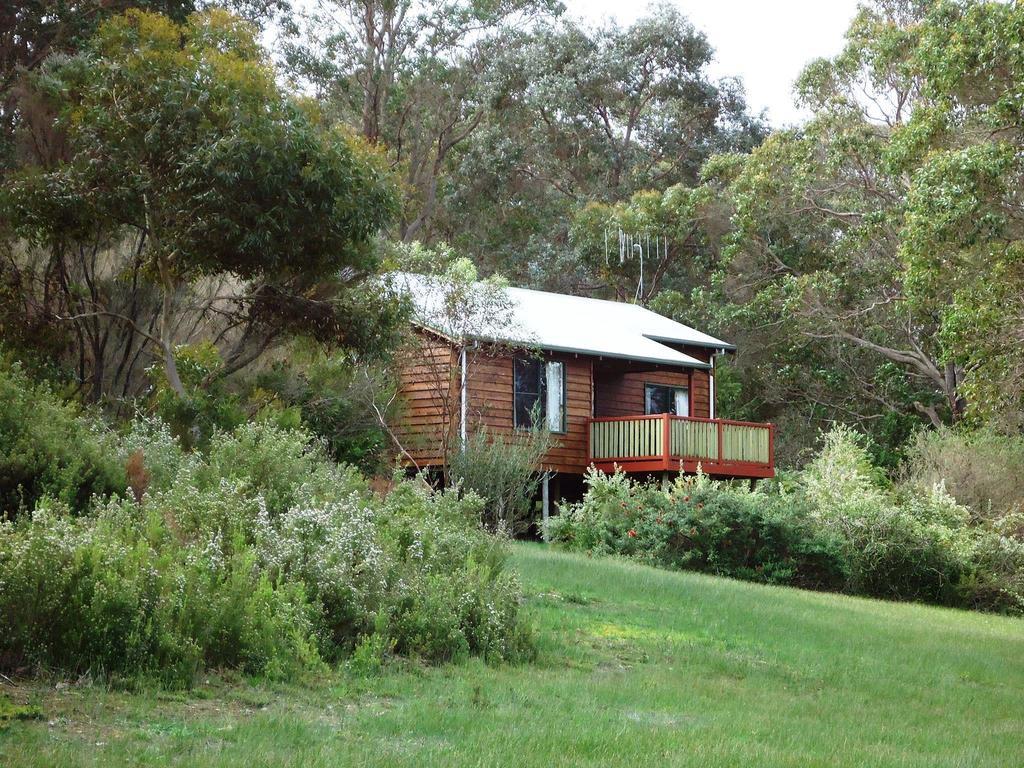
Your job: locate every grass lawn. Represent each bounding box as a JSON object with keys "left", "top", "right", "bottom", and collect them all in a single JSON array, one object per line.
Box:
[{"left": 2, "top": 542, "right": 1022, "bottom": 767}]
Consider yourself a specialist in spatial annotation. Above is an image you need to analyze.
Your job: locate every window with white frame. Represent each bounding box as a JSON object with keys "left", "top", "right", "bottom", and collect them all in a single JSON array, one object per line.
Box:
[
  {"left": 513, "top": 357, "right": 566, "bottom": 432},
  {"left": 644, "top": 383, "right": 689, "bottom": 417}
]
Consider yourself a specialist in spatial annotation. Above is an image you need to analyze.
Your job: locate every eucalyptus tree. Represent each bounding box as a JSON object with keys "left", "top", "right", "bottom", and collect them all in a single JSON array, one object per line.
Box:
[
  {"left": 0, "top": 0, "right": 290, "bottom": 171},
  {"left": 689, "top": 1, "right": 943, "bottom": 459},
  {"left": 2, "top": 9, "right": 398, "bottom": 402},
  {"left": 439, "top": 5, "right": 765, "bottom": 289},
  {"left": 284, "top": 0, "right": 559, "bottom": 242},
  {"left": 897, "top": 0, "right": 1024, "bottom": 426},
  {"left": 701, "top": 0, "right": 1024, "bottom": 459},
  {"left": 569, "top": 185, "right": 717, "bottom": 304}
]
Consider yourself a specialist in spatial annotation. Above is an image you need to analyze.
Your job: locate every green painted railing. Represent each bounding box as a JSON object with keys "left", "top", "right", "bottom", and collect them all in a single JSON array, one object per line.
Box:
[
  {"left": 588, "top": 414, "right": 773, "bottom": 472},
  {"left": 670, "top": 418, "right": 719, "bottom": 461},
  {"left": 589, "top": 415, "right": 664, "bottom": 460}
]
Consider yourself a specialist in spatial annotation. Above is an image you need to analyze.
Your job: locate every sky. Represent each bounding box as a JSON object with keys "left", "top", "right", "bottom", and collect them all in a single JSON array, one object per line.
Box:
[{"left": 563, "top": 0, "right": 862, "bottom": 126}]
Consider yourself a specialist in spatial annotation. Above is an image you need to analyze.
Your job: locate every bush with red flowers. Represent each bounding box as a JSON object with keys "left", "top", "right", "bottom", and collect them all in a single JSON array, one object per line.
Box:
[
  {"left": 546, "top": 426, "right": 1024, "bottom": 616},
  {"left": 549, "top": 468, "right": 846, "bottom": 589}
]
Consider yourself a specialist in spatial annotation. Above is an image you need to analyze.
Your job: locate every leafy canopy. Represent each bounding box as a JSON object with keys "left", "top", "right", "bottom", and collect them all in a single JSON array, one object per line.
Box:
[
  {"left": 686, "top": 0, "right": 1024, "bottom": 461},
  {"left": 3, "top": 9, "right": 399, "bottom": 394}
]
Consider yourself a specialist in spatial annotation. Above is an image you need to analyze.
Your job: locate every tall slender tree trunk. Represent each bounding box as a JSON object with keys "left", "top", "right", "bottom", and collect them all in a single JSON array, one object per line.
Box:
[
  {"left": 157, "top": 257, "right": 185, "bottom": 397},
  {"left": 145, "top": 194, "right": 186, "bottom": 398}
]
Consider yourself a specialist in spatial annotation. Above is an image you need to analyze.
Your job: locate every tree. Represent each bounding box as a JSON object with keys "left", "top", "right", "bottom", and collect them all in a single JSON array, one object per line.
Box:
[
  {"left": 700, "top": 0, "right": 1024, "bottom": 461},
  {"left": 689, "top": 2, "right": 927, "bottom": 454},
  {"left": 2, "top": 9, "right": 398, "bottom": 401},
  {"left": 0, "top": 0, "right": 290, "bottom": 171},
  {"left": 897, "top": 0, "right": 1024, "bottom": 427},
  {"left": 569, "top": 185, "right": 717, "bottom": 304},
  {"left": 284, "top": 0, "right": 558, "bottom": 241},
  {"left": 439, "top": 5, "right": 765, "bottom": 290}
]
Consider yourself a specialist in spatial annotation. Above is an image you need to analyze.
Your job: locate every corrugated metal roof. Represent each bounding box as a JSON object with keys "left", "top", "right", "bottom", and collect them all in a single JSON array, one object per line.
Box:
[{"left": 390, "top": 272, "right": 733, "bottom": 369}]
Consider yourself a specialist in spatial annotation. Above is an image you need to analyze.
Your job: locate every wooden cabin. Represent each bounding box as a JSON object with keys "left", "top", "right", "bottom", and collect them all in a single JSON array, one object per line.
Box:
[{"left": 388, "top": 273, "right": 774, "bottom": 509}]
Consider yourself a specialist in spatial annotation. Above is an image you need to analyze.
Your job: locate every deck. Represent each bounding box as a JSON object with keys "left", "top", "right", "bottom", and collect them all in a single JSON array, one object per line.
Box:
[{"left": 588, "top": 415, "right": 775, "bottom": 479}]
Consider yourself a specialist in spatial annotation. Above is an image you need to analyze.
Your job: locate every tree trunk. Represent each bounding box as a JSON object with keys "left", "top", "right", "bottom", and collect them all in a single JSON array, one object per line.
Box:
[
  {"left": 945, "top": 361, "right": 966, "bottom": 423},
  {"left": 156, "top": 254, "right": 185, "bottom": 398},
  {"left": 144, "top": 194, "right": 186, "bottom": 398}
]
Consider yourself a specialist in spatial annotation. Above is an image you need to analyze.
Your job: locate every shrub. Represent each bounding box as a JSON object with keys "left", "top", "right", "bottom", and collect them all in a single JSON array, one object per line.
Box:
[
  {"left": 552, "top": 470, "right": 848, "bottom": 590},
  {"left": 803, "top": 427, "right": 979, "bottom": 605},
  {"left": 0, "top": 357, "right": 124, "bottom": 517},
  {"left": 0, "top": 420, "right": 533, "bottom": 686},
  {"left": 117, "top": 416, "right": 187, "bottom": 493},
  {"left": 201, "top": 422, "right": 360, "bottom": 516},
  {"left": 956, "top": 532, "right": 1024, "bottom": 613},
  {"left": 0, "top": 497, "right": 318, "bottom": 686},
  {"left": 903, "top": 428, "right": 1024, "bottom": 522},
  {"left": 447, "top": 426, "right": 554, "bottom": 535},
  {"left": 652, "top": 482, "right": 847, "bottom": 590},
  {"left": 801, "top": 424, "right": 889, "bottom": 515},
  {"left": 149, "top": 342, "right": 247, "bottom": 451},
  {"left": 261, "top": 490, "right": 388, "bottom": 655},
  {"left": 552, "top": 426, "right": 1024, "bottom": 616},
  {"left": 252, "top": 349, "right": 395, "bottom": 473}
]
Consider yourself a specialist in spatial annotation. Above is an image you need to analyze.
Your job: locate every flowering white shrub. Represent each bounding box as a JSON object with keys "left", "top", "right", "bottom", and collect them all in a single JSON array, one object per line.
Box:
[
  {"left": 117, "top": 415, "right": 188, "bottom": 491},
  {"left": 0, "top": 420, "right": 533, "bottom": 686},
  {"left": 801, "top": 424, "right": 889, "bottom": 519},
  {"left": 262, "top": 490, "right": 388, "bottom": 651}
]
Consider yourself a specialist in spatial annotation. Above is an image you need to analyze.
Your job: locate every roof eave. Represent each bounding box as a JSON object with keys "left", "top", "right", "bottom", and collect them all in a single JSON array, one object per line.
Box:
[{"left": 643, "top": 334, "right": 736, "bottom": 352}]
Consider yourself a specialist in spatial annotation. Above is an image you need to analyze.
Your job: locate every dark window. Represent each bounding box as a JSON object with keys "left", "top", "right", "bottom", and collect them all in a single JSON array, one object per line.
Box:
[
  {"left": 513, "top": 358, "right": 566, "bottom": 432},
  {"left": 514, "top": 358, "right": 543, "bottom": 429},
  {"left": 644, "top": 383, "right": 689, "bottom": 416}
]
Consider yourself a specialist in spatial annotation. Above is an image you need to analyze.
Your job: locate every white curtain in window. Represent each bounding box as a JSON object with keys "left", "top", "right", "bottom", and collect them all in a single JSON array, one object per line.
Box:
[
  {"left": 545, "top": 361, "right": 564, "bottom": 431},
  {"left": 674, "top": 388, "right": 690, "bottom": 417}
]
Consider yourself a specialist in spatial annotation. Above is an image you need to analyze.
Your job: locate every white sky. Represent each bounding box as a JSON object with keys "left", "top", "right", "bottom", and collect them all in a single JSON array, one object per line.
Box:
[{"left": 563, "top": 0, "right": 862, "bottom": 126}]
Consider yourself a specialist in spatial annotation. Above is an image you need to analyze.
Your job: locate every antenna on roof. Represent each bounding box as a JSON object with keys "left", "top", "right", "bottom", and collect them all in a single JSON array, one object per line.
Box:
[{"left": 604, "top": 226, "right": 669, "bottom": 303}]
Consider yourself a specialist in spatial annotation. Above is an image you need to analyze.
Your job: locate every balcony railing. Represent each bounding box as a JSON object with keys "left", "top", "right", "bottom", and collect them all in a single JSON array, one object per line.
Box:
[{"left": 587, "top": 414, "right": 775, "bottom": 479}]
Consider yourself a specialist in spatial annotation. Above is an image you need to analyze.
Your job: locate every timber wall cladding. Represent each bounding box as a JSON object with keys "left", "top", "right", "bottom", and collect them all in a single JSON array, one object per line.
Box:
[
  {"left": 392, "top": 332, "right": 459, "bottom": 466},
  {"left": 594, "top": 368, "right": 711, "bottom": 419},
  {"left": 593, "top": 348, "right": 713, "bottom": 420},
  {"left": 593, "top": 370, "right": 712, "bottom": 417},
  {"left": 393, "top": 335, "right": 714, "bottom": 473},
  {"left": 466, "top": 350, "right": 594, "bottom": 474}
]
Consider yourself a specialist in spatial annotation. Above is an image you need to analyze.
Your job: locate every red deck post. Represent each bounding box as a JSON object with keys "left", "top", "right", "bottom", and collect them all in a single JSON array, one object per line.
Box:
[
  {"left": 662, "top": 413, "right": 671, "bottom": 471},
  {"left": 716, "top": 419, "right": 724, "bottom": 467},
  {"left": 586, "top": 417, "right": 592, "bottom": 465}
]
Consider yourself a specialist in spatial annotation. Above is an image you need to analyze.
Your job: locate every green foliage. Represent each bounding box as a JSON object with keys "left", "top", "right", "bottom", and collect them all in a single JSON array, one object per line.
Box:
[
  {"left": 903, "top": 428, "right": 1024, "bottom": 523},
  {"left": 0, "top": 414, "right": 533, "bottom": 686},
  {"left": 552, "top": 425, "right": 1024, "bottom": 615},
  {"left": 441, "top": 5, "right": 765, "bottom": 289},
  {"left": 2, "top": 8, "right": 400, "bottom": 401},
  {"left": 701, "top": 0, "right": 1024, "bottom": 448},
  {"left": 447, "top": 426, "right": 554, "bottom": 535},
  {"left": 569, "top": 185, "right": 711, "bottom": 303},
  {"left": 251, "top": 345, "right": 397, "bottom": 472},
  {"left": 149, "top": 342, "right": 247, "bottom": 450},
  {"left": 551, "top": 470, "right": 847, "bottom": 590},
  {"left": 0, "top": 0, "right": 199, "bottom": 169},
  {"left": 0, "top": 355, "right": 125, "bottom": 517}
]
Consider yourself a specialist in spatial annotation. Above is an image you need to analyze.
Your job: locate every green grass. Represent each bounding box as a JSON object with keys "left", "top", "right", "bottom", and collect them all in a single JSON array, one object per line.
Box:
[{"left": 2, "top": 543, "right": 1023, "bottom": 767}]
